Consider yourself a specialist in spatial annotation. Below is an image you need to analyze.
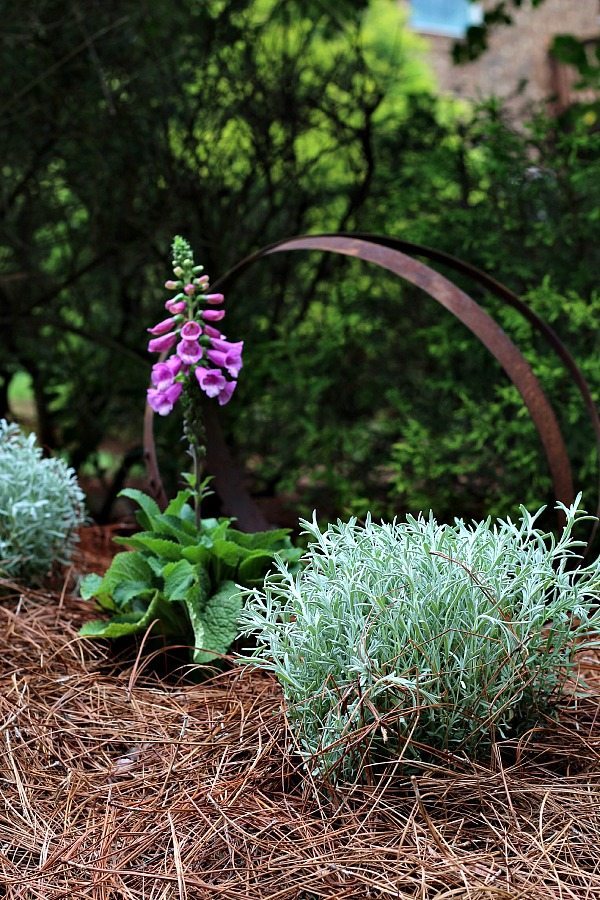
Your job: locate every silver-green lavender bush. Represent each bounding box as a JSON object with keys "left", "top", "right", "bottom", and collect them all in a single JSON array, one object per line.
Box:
[
  {"left": 0, "top": 420, "right": 86, "bottom": 581},
  {"left": 239, "top": 501, "right": 600, "bottom": 779}
]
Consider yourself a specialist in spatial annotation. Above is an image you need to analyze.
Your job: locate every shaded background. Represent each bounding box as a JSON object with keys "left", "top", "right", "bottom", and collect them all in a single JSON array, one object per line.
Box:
[{"left": 1, "top": 0, "right": 598, "bottom": 535}]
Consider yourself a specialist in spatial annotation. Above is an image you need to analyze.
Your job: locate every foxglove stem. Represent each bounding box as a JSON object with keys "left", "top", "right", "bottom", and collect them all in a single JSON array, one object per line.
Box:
[
  {"left": 190, "top": 442, "right": 201, "bottom": 530},
  {"left": 181, "top": 380, "right": 207, "bottom": 528}
]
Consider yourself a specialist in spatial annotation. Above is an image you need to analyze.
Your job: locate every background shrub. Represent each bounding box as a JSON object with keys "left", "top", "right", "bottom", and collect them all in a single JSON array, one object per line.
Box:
[
  {"left": 1, "top": 1, "right": 598, "bottom": 532},
  {"left": 0, "top": 420, "right": 86, "bottom": 581},
  {"left": 239, "top": 502, "right": 600, "bottom": 780}
]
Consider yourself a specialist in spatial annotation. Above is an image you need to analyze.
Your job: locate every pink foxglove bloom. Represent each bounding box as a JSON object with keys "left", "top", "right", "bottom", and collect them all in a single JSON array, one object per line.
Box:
[
  {"left": 148, "top": 237, "right": 243, "bottom": 419},
  {"left": 150, "top": 356, "right": 183, "bottom": 391},
  {"left": 205, "top": 349, "right": 227, "bottom": 368},
  {"left": 147, "top": 389, "right": 171, "bottom": 416},
  {"left": 147, "top": 315, "right": 179, "bottom": 335},
  {"left": 195, "top": 367, "right": 227, "bottom": 398},
  {"left": 177, "top": 339, "right": 203, "bottom": 364},
  {"left": 224, "top": 353, "right": 243, "bottom": 379},
  {"left": 201, "top": 309, "right": 226, "bottom": 322},
  {"left": 148, "top": 332, "right": 178, "bottom": 353},
  {"left": 151, "top": 362, "right": 176, "bottom": 392},
  {"left": 180, "top": 320, "right": 202, "bottom": 340},
  {"left": 206, "top": 345, "right": 243, "bottom": 378},
  {"left": 147, "top": 381, "right": 183, "bottom": 416},
  {"left": 165, "top": 355, "right": 183, "bottom": 376},
  {"left": 208, "top": 339, "right": 243, "bottom": 376},
  {"left": 210, "top": 338, "right": 243, "bottom": 355},
  {"left": 218, "top": 380, "right": 237, "bottom": 406},
  {"left": 165, "top": 299, "right": 187, "bottom": 314},
  {"left": 166, "top": 381, "right": 183, "bottom": 403}
]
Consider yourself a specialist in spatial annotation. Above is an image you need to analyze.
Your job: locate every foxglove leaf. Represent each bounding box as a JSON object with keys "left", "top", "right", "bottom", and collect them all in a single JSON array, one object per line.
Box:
[
  {"left": 118, "top": 488, "right": 162, "bottom": 531},
  {"left": 190, "top": 580, "right": 242, "bottom": 664}
]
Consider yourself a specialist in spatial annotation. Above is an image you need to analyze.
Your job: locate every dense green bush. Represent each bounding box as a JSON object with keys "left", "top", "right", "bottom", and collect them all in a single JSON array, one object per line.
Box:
[
  {"left": 0, "top": 420, "right": 86, "bottom": 580},
  {"left": 80, "top": 487, "right": 301, "bottom": 663},
  {"left": 0, "top": 0, "right": 427, "bottom": 464},
  {"left": 227, "top": 100, "right": 599, "bottom": 530},
  {"left": 239, "top": 501, "right": 600, "bottom": 780},
  {"left": 2, "top": 1, "right": 598, "bottom": 531},
  {"left": 234, "top": 269, "right": 599, "bottom": 531}
]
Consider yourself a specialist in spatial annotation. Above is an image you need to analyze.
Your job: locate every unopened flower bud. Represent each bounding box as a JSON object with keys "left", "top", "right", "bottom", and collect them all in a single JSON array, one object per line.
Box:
[
  {"left": 173, "top": 266, "right": 184, "bottom": 277},
  {"left": 201, "top": 309, "right": 225, "bottom": 322},
  {"left": 147, "top": 315, "right": 179, "bottom": 336},
  {"left": 148, "top": 332, "right": 178, "bottom": 354},
  {"left": 165, "top": 299, "right": 186, "bottom": 314},
  {"left": 203, "top": 324, "right": 224, "bottom": 339},
  {"left": 192, "top": 265, "right": 204, "bottom": 274}
]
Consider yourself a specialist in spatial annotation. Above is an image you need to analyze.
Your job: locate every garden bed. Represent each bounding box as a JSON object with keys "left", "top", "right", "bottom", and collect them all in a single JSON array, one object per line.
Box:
[{"left": 1, "top": 529, "right": 600, "bottom": 899}]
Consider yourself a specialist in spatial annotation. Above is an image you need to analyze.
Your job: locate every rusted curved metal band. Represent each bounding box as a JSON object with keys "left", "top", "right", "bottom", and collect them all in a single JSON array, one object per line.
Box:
[
  {"left": 215, "top": 233, "right": 598, "bottom": 474},
  {"left": 260, "top": 236, "right": 573, "bottom": 513},
  {"left": 146, "top": 232, "right": 598, "bottom": 541},
  {"left": 346, "top": 233, "right": 600, "bottom": 539}
]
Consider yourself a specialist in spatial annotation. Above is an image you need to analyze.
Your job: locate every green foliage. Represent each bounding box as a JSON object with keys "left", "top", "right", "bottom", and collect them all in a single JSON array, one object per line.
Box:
[
  {"left": 0, "top": 0, "right": 427, "bottom": 466},
  {"left": 0, "top": 420, "right": 86, "bottom": 580},
  {"left": 1, "top": 1, "right": 598, "bottom": 535},
  {"left": 384, "top": 282, "right": 600, "bottom": 522},
  {"left": 234, "top": 101, "right": 600, "bottom": 529},
  {"left": 239, "top": 500, "right": 600, "bottom": 780},
  {"left": 453, "top": 0, "right": 548, "bottom": 64},
  {"left": 550, "top": 34, "right": 600, "bottom": 93},
  {"left": 79, "top": 487, "right": 301, "bottom": 663}
]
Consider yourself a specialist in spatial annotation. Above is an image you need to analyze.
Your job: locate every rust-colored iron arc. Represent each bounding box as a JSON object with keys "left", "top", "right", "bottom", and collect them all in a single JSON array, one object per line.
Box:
[
  {"left": 347, "top": 232, "right": 600, "bottom": 537},
  {"left": 215, "top": 231, "right": 599, "bottom": 483},
  {"left": 270, "top": 236, "right": 574, "bottom": 507},
  {"left": 214, "top": 234, "right": 574, "bottom": 523},
  {"left": 145, "top": 233, "right": 579, "bottom": 535},
  {"left": 215, "top": 232, "right": 599, "bottom": 481}
]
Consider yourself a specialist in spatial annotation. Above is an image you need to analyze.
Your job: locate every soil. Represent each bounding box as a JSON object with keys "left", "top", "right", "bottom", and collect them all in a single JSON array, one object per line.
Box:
[{"left": 0, "top": 528, "right": 599, "bottom": 898}]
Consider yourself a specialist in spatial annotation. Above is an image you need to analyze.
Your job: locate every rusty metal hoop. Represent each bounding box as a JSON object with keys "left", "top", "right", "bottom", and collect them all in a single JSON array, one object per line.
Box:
[{"left": 144, "top": 233, "right": 599, "bottom": 548}]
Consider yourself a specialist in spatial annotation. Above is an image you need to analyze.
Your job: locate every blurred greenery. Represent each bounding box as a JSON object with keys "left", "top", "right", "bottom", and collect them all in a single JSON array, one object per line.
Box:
[
  {"left": 1, "top": 0, "right": 598, "bottom": 533},
  {"left": 454, "top": 0, "right": 548, "bottom": 64}
]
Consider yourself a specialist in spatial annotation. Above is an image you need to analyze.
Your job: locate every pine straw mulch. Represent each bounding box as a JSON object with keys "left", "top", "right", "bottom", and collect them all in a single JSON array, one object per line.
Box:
[{"left": 0, "top": 529, "right": 600, "bottom": 898}]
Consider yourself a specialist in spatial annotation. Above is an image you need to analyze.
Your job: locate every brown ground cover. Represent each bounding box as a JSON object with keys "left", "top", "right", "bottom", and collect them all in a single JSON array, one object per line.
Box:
[{"left": 0, "top": 528, "right": 599, "bottom": 899}]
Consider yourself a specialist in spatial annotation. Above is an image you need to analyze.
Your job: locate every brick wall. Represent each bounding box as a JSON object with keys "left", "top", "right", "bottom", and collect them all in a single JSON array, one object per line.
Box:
[{"left": 403, "top": 0, "right": 599, "bottom": 114}]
